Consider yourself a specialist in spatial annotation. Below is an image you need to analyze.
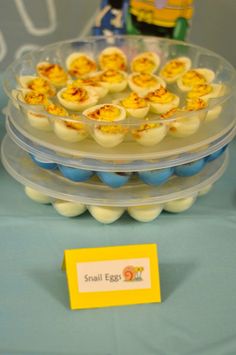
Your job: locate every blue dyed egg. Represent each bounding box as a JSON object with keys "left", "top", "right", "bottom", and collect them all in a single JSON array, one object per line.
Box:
[
  {"left": 174, "top": 158, "right": 205, "bottom": 177},
  {"left": 58, "top": 165, "right": 93, "bottom": 182},
  {"left": 30, "top": 154, "right": 57, "bottom": 170},
  {"left": 138, "top": 168, "right": 174, "bottom": 185},
  {"left": 206, "top": 146, "right": 227, "bottom": 162},
  {"left": 97, "top": 172, "right": 131, "bottom": 188}
]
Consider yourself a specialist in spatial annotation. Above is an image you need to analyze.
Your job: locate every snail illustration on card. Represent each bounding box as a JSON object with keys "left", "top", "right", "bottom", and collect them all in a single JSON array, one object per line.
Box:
[{"left": 122, "top": 265, "right": 144, "bottom": 281}]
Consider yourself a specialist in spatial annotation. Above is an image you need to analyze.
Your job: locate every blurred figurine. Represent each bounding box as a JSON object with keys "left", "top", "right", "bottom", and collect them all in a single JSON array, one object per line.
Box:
[
  {"left": 93, "top": 0, "right": 194, "bottom": 41},
  {"left": 92, "top": 0, "right": 129, "bottom": 36}
]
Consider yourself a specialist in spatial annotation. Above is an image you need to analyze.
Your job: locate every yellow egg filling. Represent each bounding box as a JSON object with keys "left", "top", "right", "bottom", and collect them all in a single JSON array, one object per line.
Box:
[
  {"left": 161, "top": 108, "right": 178, "bottom": 119},
  {"left": 182, "top": 70, "right": 207, "bottom": 87},
  {"left": 161, "top": 60, "right": 186, "bottom": 79},
  {"left": 27, "top": 77, "right": 55, "bottom": 96},
  {"left": 72, "top": 77, "right": 101, "bottom": 88},
  {"left": 65, "top": 114, "right": 86, "bottom": 131},
  {"left": 187, "top": 84, "right": 212, "bottom": 99},
  {"left": 24, "top": 91, "right": 48, "bottom": 105},
  {"left": 185, "top": 98, "right": 207, "bottom": 111},
  {"left": 98, "top": 125, "right": 127, "bottom": 134},
  {"left": 100, "top": 69, "right": 124, "bottom": 83},
  {"left": 132, "top": 73, "right": 158, "bottom": 88},
  {"left": 146, "top": 86, "right": 175, "bottom": 104},
  {"left": 37, "top": 63, "right": 68, "bottom": 86},
  {"left": 132, "top": 57, "right": 156, "bottom": 73},
  {"left": 61, "top": 87, "right": 89, "bottom": 103},
  {"left": 87, "top": 105, "right": 121, "bottom": 121},
  {"left": 132, "top": 122, "right": 159, "bottom": 136},
  {"left": 45, "top": 103, "right": 68, "bottom": 116},
  {"left": 69, "top": 56, "right": 96, "bottom": 77},
  {"left": 121, "top": 92, "right": 147, "bottom": 109},
  {"left": 100, "top": 53, "right": 126, "bottom": 71}
]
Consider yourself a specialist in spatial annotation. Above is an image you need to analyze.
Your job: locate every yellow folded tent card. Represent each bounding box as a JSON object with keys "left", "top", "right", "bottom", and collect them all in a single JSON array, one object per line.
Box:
[{"left": 62, "top": 244, "right": 161, "bottom": 310}]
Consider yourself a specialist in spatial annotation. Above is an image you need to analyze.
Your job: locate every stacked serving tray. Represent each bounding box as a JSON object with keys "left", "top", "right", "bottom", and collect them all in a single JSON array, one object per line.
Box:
[{"left": 1, "top": 35, "right": 236, "bottom": 223}]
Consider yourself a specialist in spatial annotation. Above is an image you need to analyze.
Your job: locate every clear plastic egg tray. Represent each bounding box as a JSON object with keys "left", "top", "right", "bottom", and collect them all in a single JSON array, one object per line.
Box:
[
  {"left": 1, "top": 135, "right": 228, "bottom": 207},
  {"left": 3, "top": 35, "right": 236, "bottom": 154},
  {"left": 6, "top": 100, "right": 236, "bottom": 163},
  {"left": 6, "top": 115, "right": 235, "bottom": 173},
  {"left": 22, "top": 185, "right": 214, "bottom": 223}
]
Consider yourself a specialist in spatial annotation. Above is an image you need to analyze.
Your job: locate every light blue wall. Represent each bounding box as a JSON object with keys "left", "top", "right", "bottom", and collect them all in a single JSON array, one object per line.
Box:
[
  {"left": 190, "top": 0, "right": 236, "bottom": 67},
  {"left": 0, "top": 0, "right": 235, "bottom": 69}
]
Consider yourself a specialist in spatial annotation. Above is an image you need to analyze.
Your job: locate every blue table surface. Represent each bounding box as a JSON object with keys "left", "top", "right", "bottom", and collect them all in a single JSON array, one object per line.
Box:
[{"left": 0, "top": 88, "right": 236, "bottom": 355}]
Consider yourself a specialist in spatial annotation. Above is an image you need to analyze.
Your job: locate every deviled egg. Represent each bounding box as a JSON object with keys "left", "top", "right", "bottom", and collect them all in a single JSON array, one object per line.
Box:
[
  {"left": 17, "top": 89, "right": 52, "bottom": 131},
  {"left": 119, "top": 92, "right": 149, "bottom": 118},
  {"left": 127, "top": 204, "right": 163, "bottom": 222},
  {"left": 66, "top": 52, "right": 97, "bottom": 77},
  {"left": 132, "top": 120, "right": 168, "bottom": 146},
  {"left": 187, "top": 83, "right": 224, "bottom": 101},
  {"left": 98, "top": 69, "right": 128, "bottom": 93},
  {"left": 88, "top": 205, "right": 125, "bottom": 224},
  {"left": 17, "top": 76, "right": 56, "bottom": 97},
  {"left": 146, "top": 86, "right": 180, "bottom": 114},
  {"left": 98, "top": 47, "right": 127, "bottom": 71},
  {"left": 128, "top": 73, "right": 166, "bottom": 96},
  {"left": 83, "top": 104, "right": 127, "bottom": 147},
  {"left": 57, "top": 85, "right": 98, "bottom": 111},
  {"left": 160, "top": 57, "right": 191, "bottom": 83},
  {"left": 54, "top": 113, "right": 88, "bottom": 143},
  {"left": 131, "top": 51, "right": 160, "bottom": 74},
  {"left": 36, "top": 61, "right": 68, "bottom": 87},
  {"left": 69, "top": 77, "right": 108, "bottom": 98},
  {"left": 177, "top": 68, "right": 215, "bottom": 91},
  {"left": 164, "top": 107, "right": 201, "bottom": 138}
]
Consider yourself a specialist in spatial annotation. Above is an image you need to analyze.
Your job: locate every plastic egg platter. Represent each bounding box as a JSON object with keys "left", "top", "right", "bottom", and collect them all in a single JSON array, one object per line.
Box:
[
  {"left": 30, "top": 146, "right": 227, "bottom": 188},
  {"left": 3, "top": 36, "right": 236, "bottom": 149},
  {"left": 23, "top": 185, "right": 213, "bottom": 224},
  {"left": 1, "top": 134, "right": 228, "bottom": 223}
]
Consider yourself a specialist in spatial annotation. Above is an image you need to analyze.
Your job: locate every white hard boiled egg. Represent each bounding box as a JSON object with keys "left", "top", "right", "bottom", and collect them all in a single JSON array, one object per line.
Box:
[
  {"left": 54, "top": 114, "right": 88, "bottom": 143},
  {"left": 66, "top": 52, "right": 97, "bottom": 78},
  {"left": 187, "top": 83, "right": 225, "bottom": 101},
  {"left": 57, "top": 85, "right": 98, "bottom": 111},
  {"left": 84, "top": 103, "right": 127, "bottom": 147},
  {"left": 164, "top": 196, "right": 196, "bottom": 213},
  {"left": 97, "top": 69, "right": 128, "bottom": 93},
  {"left": 131, "top": 51, "right": 160, "bottom": 74},
  {"left": 25, "top": 186, "right": 54, "bottom": 204},
  {"left": 177, "top": 68, "right": 215, "bottom": 91},
  {"left": 36, "top": 61, "right": 68, "bottom": 87},
  {"left": 53, "top": 200, "right": 87, "bottom": 217},
  {"left": 128, "top": 73, "right": 166, "bottom": 96},
  {"left": 132, "top": 121, "right": 168, "bottom": 146},
  {"left": 119, "top": 92, "right": 150, "bottom": 118},
  {"left": 17, "top": 89, "right": 52, "bottom": 131},
  {"left": 98, "top": 47, "right": 127, "bottom": 71},
  {"left": 88, "top": 205, "right": 125, "bottom": 224},
  {"left": 127, "top": 204, "right": 163, "bottom": 222},
  {"left": 68, "top": 77, "right": 108, "bottom": 98},
  {"left": 17, "top": 75, "right": 56, "bottom": 97},
  {"left": 146, "top": 86, "right": 180, "bottom": 114},
  {"left": 160, "top": 57, "right": 191, "bottom": 83}
]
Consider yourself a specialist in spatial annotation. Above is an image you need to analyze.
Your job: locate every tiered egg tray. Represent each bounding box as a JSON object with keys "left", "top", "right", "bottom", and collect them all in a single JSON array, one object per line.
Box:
[{"left": 2, "top": 36, "right": 236, "bottom": 223}]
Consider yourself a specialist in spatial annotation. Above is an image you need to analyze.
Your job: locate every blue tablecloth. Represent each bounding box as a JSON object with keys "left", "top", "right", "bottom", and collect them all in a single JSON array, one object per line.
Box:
[{"left": 0, "top": 88, "right": 236, "bottom": 355}]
